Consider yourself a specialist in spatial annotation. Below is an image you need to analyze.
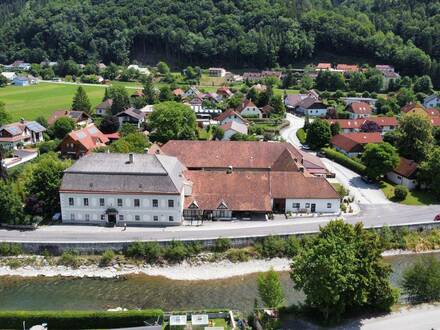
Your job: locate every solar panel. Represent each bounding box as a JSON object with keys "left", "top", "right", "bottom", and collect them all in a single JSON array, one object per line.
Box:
[
  {"left": 76, "top": 132, "right": 86, "bottom": 139},
  {"left": 26, "top": 122, "right": 45, "bottom": 133},
  {"left": 6, "top": 126, "right": 22, "bottom": 135},
  {"left": 88, "top": 127, "right": 98, "bottom": 134}
]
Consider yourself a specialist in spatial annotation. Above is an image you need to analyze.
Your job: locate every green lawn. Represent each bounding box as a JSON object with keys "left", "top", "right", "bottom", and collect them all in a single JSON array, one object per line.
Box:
[
  {"left": 0, "top": 82, "right": 107, "bottom": 121},
  {"left": 380, "top": 180, "right": 439, "bottom": 206}
]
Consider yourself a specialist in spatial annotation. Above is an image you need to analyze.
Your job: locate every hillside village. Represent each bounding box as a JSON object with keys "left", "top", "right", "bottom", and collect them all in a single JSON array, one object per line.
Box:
[{"left": 0, "top": 59, "right": 440, "bottom": 227}]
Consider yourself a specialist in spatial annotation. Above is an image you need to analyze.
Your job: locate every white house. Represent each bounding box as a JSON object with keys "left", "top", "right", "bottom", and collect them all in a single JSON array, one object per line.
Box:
[
  {"left": 346, "top": 102, "right": 372, "bottom": 119},
  {"left": 115, "top": 108, "right": 145, "bottom": 128},
  {"left": 0, "top": 120, "right": 46, "bottom": 149},
  {"left": 297, "top": 98, "right": 328, "bottom": 117},
  {"left": 220, "top": 121, "right": 248, "bottom": 140},
  {"left": 95, "top": 99, "right": 113, "bottom": 116},
  {"left": 386, "top": 157, "right": 418, "bottom": 190},
  {"left": 1, "top": 72, "right": 16, "bottom": 81},
  {"left": 423, "top": 95, "right": 440, "bottom": 109},
  {"left": 208, "top": 68, "right": 226, "bottom": 77},
  {"left": 127, "top": 64, "right": 150, "bottom": 76},
  {"left": 60, "top": 153, "right": 189, "bottom": 227},
  {"left": 238, "top": 100, "right": 262, "bottom": 118},
  {"left": 215, "top": 109, "right": 249, "bottom": 126}
]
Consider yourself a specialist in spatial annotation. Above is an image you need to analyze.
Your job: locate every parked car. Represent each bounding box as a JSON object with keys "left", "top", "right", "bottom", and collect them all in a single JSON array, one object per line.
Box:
[
  {"left": 301, "top": 145, "right": 311, "bottom": 151},
  {"left": 361, "top": 175, "right": 373, "bottom": 184},
  {"left": 434, "top": 214, "right": 440, "bottom": 221}
]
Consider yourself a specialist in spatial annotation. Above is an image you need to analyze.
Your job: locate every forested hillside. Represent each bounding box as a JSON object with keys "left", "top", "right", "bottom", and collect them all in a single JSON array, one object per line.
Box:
[{"left": 0, "top": 0, "right": 439, "bottom": 80}]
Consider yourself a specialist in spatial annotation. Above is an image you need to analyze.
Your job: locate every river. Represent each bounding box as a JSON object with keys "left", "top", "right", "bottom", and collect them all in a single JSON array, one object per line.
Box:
[{"left": 0, "top": 253, "right": 438, "bottom": 315}]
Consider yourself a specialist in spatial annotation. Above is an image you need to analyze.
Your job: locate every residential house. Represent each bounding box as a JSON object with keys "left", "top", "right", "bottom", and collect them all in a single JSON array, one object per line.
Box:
[
  {"left": 285, "top": 90, "right": 319, "bottom": 111},
  {"left": 386, "top": 157, "right": 418, "bottom": 190},
  {"left": 423, "top": 95, "right": 440, "bottom": 109},
  {"left": 260, "top": 105, "right": 274, "bottom": 118},
  {"left": 208, "top": 68, "right": 226, "bottom": 77},
  {"left": 363, "top": 117, "right": 399, "bottom": 133},
  {"left": 183, "top": 86, "right": 204, "bottom": 99},
  {"left": 426, "top": 108, "right": 440, "bottom": 117},
  {"left": 237, "top": 99, "right": 262, "bottom": 118},
  {"left": 382, "top": 70, "right": 400, "bottom": 90},
  {"left": 243, "top": 71, "right": 282, "bottom": 82},
  {"left": 344, "top": 97, "right": 377, "bottom": 108},
  {"left": 127, "top": 64, "right": 150, "bottom": 75},
  {"left": 316, "top": 63, "right": 332, "bottom": 71},
  {"left": 1, "top": 72, "right": 16, "bottom": 81},
  {"left": 58, "top": 124, "right": 109, "bottom": 158},
  {"left": 215, "top": 109, "right": 249, "bottom": 126},
  {"left": 95, "top": 99, "right": 113, "bottom": 116},
  {"left": 220, "top": 121, "right": 248, "bottom": 140},
  {"left": 0, "top": 120, "right": 46, "bottom": 149},
  {"left": 326, "top": 119, "right": 365, "bottom": 133},
  {"left": 331, "top": 132, "right": 383, "bottom": 157},
  {"left": 60, "top": 153, "right": 187, "bottom": 226},
  {"left": 48, "top": 110, "right": 92, "bottom": 127},
  {"left": 13, "top": 75, "right": 37, "bottom": 86},
  {"left": 430, "top": 117, "right": 440, "bottom": 127},
  {"left": 1, "top": 149, "right": 38, "bottom": 169},
  {"left": 401, "top": 103, "right": 427, "bottom": 116},
  {"left": 250, "top": 84, "right": 267, "bottom": 93},
  {"left": 5, "top": 60, "right": 31, "bottom": 71},
  {"left": 327, "top": 117, "right": 398, "bottom": 134},
  {"left": 216, "top": 86, "right": 233, "bottom": 98},
  {"left": 297, "top": 98, "right": 328, "bottom": 117},
  {"left": 115, "top": 108, "right": 145, "bottom": 128},
  {"left": 172, "top": 88, "right": 185, "bottom": 98},
  {"left": 336, "top": 64, "right": 359, "bottom": 73},
  {"left": 139, "top": 104, "right": 155, "bottom": 116},
  {"left": 346, "top": 102, "right": 372, "bottom": 119},
  {"left": 40, "top": 60, "right": 58, "bottom": 67}
]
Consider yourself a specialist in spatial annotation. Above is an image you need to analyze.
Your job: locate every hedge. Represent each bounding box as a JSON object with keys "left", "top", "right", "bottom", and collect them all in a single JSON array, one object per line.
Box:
[
  {"left": 321, "top": 147, "right": 366, "bottom": 174},
  {"left": 296, "top": 128, "right": 307, "bottom": 144},
  {"left": 0, "top": 310, "right": 163, "bottom": 329}
]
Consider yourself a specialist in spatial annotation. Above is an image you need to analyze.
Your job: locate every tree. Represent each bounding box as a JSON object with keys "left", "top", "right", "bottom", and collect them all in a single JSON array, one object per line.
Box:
[
  {"left": 211, "top": 126, "right": 224, "bottom": 140},
  {"left": 35, "top": 116, "right": 48, "bottom": 128},
  {"left": 25, "top": 156, "right": 71, "bottom": 218},
  {"left": 99, "top": 116, "right": 120, "bottom": 133},
  {"left": 71, "top": 86, "right": 92, "bottom": 114},
  {"left": 0, "top": 74, "right": 8, "bottom": 87},
  {"left": 413, "top": 75, "right": 433, "bottom": 94},
  {"left": 159, "top": 86, "right": 173, "bottom": 101},
  {"left": 291, "top": 220, "right": 399, "bottom": 324},
  {"left": 143, "top": 75, "right": 158, "bottom": 104},
  {"left": 0, "top": 181, "right": 25, "bottom": 225},
  {"left": 246, "top": 88, "right": 258, "bottom": 103},
  {"left": 0, "top": 102, "right": 11, "bottom": 126},
  {"left": 402, "top": 256, "right": 440, "bottom": 303},
  {"left": 269, "top": 95, "right": 286, "bottom": 117},
  {"left": 157, "top": 61, "right": 170, "bottom": 75},
  {"left": 109, "top": 86, "right": 130, "bottom": 115},
  {"left": 330, "top": 122, "right": 340, "bottom": 136},
  {"left": 396, "top": 88, "right": 416, "bottom": 107},
  {"left": 315, "top": 71, "right": 345, "bottom": 91},
  {"left": 397, "top": 114, "right": 433, "bottom": 162},
  {"left": 361, "top": 143, "right": 399, "bottom": 180},
  {"left": 149, "top": 102, "right": 197, "bottom": 143},
  {"left": 300, "top": 76, "right": 314, "bottom": 90},
  {"left": 119, "top": 123, "right": 137, "bottom": 136},
  {"left": 394, "top": 185, "right": 408, "bottom": 201},
  {"left": 109, "top": 132, "right": 150, "bottom": 153},
  {"left": 52, "top": 117, "right": 75, "bottom": 139},
  {"left": 305, "top": 119, "right": 331, "bottom": 150},
  {"left": 418, "top": 147, "right": 440, "bottom": 197},
  {"left": 257, "top": 269, "right": 285, "bottom": 308}
]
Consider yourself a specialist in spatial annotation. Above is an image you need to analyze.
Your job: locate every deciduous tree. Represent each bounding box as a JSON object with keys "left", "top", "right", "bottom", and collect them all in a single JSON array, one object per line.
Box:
[
  {"left": 257, "top": 269, "right": 285, "bottom": 308},
  {"left": 361, "top": 142, "right": 399, "bottom": 180},
  {"left": 305, "top": 119, "right": 331, "bottom": 150}
]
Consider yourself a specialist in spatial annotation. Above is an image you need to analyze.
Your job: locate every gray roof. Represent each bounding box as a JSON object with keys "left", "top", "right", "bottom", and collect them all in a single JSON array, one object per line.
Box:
[
  {"left": 26, "top": 121, "right": 46, "bottom": 133},
  {"left": 60, "top": 153, "right": 186, "bottom": 194},
  {"left": 116, "top": 108, "right": 145, "bottom": 120}
]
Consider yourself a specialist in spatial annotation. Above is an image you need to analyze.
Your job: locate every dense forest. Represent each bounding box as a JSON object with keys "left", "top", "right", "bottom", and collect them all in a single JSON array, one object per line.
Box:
[{"left": 0, "top": 0, "right": 440, "bottom": 81}]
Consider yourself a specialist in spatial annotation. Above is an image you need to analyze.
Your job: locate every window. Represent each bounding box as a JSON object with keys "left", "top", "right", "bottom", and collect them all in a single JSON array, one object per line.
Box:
[
  {"left": 69, "top": 198, "right": 74, "bottom": 206},
  {"left": 85, "top": 214, "right": 90, "bottom": 221},
  {"left": 83, "top": 198, "right": 89, "bottom": 206},
  {"left": 152, "top": 199, "right": 158, "bottom": 208},
  {"left": 70, "top": 213, "right": 75, "bottom": 220},
  {"left": 100, "top": 214, "right": 105, "bottom": 220},
  {"left": 119, "top": 215, "right": 124, "bottom": 221},
  {"left": 292, "top": 203, "right": 300, "bottom": 209},
  {"left": 327, "top": 203, "right": 332, "bottom": 209},
  {"left": 135, "top": 215, "right": 140, "bottom": 221},
  {"left": 397, "top": 176, "right": 402, "bottom": 180},
  {"left": 99, "top": 198, "right": 105, "bottom": 207},
  {"left": 168, "top": 200, "right": 174, "bottom": 208},
  {"left": 153, "top": 216, "right": 159, "bottom": 221},
  {"left": 305, "top": 203, "right": 310, "bottom": 208},
  {"left": 117, "top": 199, "right": 123, "bottom": 207},
  {"left": 134, "top": 199, "right": 140, "bottom": 207},
  {"left": 169, "top": 216, "right": 174, "bottom": 221}
]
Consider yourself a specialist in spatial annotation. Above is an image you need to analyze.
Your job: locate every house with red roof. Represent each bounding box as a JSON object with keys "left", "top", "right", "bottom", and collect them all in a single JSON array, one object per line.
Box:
[
  {"left": 331, "top": 132, "right": 383, "bottom": 157},
  {"left": 346, "top": 102, "right": 373, "bottom": 119},
  {"left": 336, "top": 64, "right": 359, "bottom": 73},
  {"left": 58, "top": 124, "right": 109, "bottom": 159},
  {"left": 327, "top": 117, "right": 399, "bottom": 134},
  {"left": 215, "top": 109, "right": 249, "bottom": 126},
  {"left": 386, "top": 157, "right": 418, "bottom": 190},
  {"left": 216, "top": 86, "right": 233, "bottom": 98},
  {"left": 316, "top": 63, "right": 332, "bottom": 71},
  {"left": 237, "top": 99, "right": 262, "bottom": 118},
  {"left": 220, "top": 121, "right": 248, "bottom": 140}
]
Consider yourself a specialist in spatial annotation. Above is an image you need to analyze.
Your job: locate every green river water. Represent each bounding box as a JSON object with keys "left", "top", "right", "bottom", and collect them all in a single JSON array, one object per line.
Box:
[{"left": 0, "top": 253, "right": 437, "bottom": 314}]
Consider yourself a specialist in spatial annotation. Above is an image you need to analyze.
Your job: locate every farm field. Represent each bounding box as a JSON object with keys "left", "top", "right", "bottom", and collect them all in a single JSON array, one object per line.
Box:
[{"left": 0, "top": 82, "right": 107, "bottom": 121}]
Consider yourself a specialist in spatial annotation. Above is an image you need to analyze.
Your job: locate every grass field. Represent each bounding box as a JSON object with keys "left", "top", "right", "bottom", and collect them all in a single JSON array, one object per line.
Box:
[
  {"left": 0, "top": 83, "right": 107, "bottom": 121},
  {"left": 380, "top": 180, "right": 439, "bottom": 205}
]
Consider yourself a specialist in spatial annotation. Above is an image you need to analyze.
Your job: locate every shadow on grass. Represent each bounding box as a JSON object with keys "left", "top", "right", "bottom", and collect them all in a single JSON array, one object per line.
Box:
[{"left": 379, "top": 180, "right": 440, "bottom": 206}]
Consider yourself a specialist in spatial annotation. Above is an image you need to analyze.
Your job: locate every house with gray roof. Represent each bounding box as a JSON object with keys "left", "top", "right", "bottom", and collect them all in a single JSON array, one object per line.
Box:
[
  {"left": 59, "top": 153, "right": 190, "bottom": 226},
  {"left": 0, "top": 120, "right": 46, "bottom": 149},
  {"left": 115, "top": 108, "right": 146, "bottom": 128}
]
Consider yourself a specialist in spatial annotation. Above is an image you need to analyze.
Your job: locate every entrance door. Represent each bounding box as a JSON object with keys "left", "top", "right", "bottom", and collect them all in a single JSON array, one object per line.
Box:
[
  {"left": 311, "top": 203, "right": 316, "bottom": 212},
  {"left": 108, "top": 214, "right": 116, "bottom": 226}
]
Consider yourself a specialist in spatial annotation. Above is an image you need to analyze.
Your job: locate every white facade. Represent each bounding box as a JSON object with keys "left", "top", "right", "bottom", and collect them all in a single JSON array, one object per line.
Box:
[
  {"left": 305, "top": 107, "right": 328, "bottom": 117},
  {"left": 60, "top": 192, "right": 184, "bottom": 226},
  {"left": 285, "top": 198, "right": 340, "bottom": 213},
  {"left": 348, "top": 112, "right": 370, "bottom": 120},
  {"left": 220, "top": 115, "right": 247, "bottom": 126},
  {"left": 386, "top": 172, "right": 417, "bottom": 190},
  {"left": 240, "top": 106, "right": 262, "bottom": 118}
]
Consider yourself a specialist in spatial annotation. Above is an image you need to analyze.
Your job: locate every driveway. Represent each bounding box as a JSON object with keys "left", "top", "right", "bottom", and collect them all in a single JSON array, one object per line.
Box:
[{"left": 281, "top": 113, "right": 390, "bottom": 205}]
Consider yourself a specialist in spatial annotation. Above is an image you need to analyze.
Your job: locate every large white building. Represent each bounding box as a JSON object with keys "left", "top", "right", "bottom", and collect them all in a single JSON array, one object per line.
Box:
[{"left": 60, "top": 153, "right": 189, "bottom": 226}]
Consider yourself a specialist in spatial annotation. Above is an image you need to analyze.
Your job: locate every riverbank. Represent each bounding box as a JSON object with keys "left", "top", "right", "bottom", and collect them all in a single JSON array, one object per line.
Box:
[{"left": 0, "top": 257, "right": 292, "bottom": 280}]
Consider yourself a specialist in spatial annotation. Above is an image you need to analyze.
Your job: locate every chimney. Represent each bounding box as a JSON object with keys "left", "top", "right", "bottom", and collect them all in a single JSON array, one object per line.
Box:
[
  {"left": 226, "top": 165, "right": 233, "bottom": 174},
  {"left": 128, "top": 153, "right": 134, "bottom": 164},
  {"left": 299, "top": 166, "right": 304, "bottom": 173}
]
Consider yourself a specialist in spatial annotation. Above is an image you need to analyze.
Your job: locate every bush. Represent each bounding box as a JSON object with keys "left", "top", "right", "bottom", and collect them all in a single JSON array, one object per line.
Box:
[
  {"left": 164, "top": 241, "right": 188, "bottom": 263},
  {"left": 99, "top": 249, "right": 116, "bottom": 267},
  {"left": 285, "top": 236, "right": 301, "bottom": 258},
  {"left": 394, "top": 185, "right": 409, "bottom": 201},
  {"left": 225, "top": 248, "right": 252, "bottom": 263},
  {"left": 213, "top": 237, "right": 232, "bottom": 253},
  {"left": 321, "top": 147, "right": 366, "bottom": 174},
  {"left": 58, "top": 251, "right": 81, "bottom": 268},
  {"left": 0, "top": 243, "right": 23, "bottom": 256},
  {"left": 125, "top": 241, "right": 162, "bottom": 263},
  {"left": 256, "top": 236, "right": 286, "bottom": 258},
  {"left": 296, "top": 128, "right": 307, "bottom": 144},
  {"left": 0, "top": 310, "right": 163, "bottom": 329}
]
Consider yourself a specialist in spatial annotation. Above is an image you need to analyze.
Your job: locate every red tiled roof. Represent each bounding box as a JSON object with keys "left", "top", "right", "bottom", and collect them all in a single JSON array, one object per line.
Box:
[
  {"left": 215, "top": 109, "right": 248, "bottom": 123},
  {"left": 393, "top": 157, "right": 418, "bottom": 178},
  {"left": 172, "top": 88, "right": 184, "bottom": 96},
  {"left": 326, "top": 119, "right": 364, "bottom": 129},
  {"left": 67, "top": 124, "right": 109, "bottom": 151},
  {"left": 365, "top": 117, "right": 398, "bottom": 127},
  {"left": 336, "top": 64, "right": 359, "bottom": 72},
  {"left": 331, "top": 133, "right": 382, "bottom": 153},
  {"left": 347, "top": 102, "right": 372, "bottom": 115},
  {"left": 217, "top": 87, "right": 233, "bottom": 96},
  {"left": 426, "top": 108, "right": 440, "bottom": 117},
  {"left": 430, "top": 117, "right": 440, "bottom": 127},
  {"left": 317, "top": 63, "right": 332, "bottom": 70},
  {"left": 401, "top": 103, "right": 424, "bottom": 113}
]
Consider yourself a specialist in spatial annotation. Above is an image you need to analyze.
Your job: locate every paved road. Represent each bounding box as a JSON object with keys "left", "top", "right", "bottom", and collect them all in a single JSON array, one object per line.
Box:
[
  {"left": 280, "top": 113, "right": 305, "bottom": 147},
  {"left": 0, "top": 204, "right": 438, "bottom": 242}
]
